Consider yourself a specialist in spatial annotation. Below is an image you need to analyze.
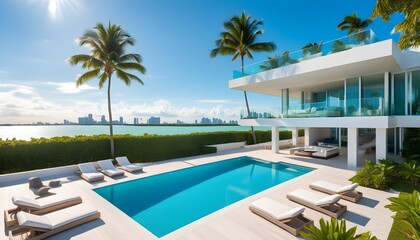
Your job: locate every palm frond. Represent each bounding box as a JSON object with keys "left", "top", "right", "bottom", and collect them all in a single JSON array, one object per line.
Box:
[
  {"left": 116, "top": 62, "right": 146, "bottom": 74},
  {"left": 76, "top": 68, "right": 101, "bottom": 87}
]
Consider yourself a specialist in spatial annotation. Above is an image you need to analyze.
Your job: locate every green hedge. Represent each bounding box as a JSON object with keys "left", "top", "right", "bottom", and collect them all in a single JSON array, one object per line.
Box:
[{"left": 0, "top": 129, "right": 304, "bottom": 174}]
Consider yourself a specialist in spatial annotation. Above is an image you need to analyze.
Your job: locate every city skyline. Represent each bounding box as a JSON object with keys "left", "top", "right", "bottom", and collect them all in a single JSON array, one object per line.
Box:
[{"left": 0, "top": 0, "right": 403, "bottom": 124}]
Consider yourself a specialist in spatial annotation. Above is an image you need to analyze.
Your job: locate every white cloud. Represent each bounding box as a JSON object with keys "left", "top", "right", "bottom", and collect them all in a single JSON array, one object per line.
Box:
[
  {"left": 47, "top": 82, "right": 96, "bottom": 94},
  {"left": 197, "top": 99, "right": 231, "bottom": 103}
]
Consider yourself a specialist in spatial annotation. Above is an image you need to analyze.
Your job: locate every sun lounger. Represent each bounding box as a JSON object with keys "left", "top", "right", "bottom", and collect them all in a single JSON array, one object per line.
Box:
[
  {"left": 78, "top": 163, "right": 104, "bottom": 182},
  {"left": 4, "top": 193, "right": 82, "bottom": 227},
  {"left": 115, "top": 156, "right": 143, "bottom": 173},
  {"left": 249, "top": 197, "right": 313, "bottom": 236},
  {"left": 287, "top": 189, "right": 347, "bottom": 218},
  {"left": 8, "top": 203, "right": 100, "bottom": 240},
  {"left": 97, "top": 159, "right": 125, "bottom": 177},
  {"left": 309, "top": 180, "right": 363, "bottom": 202}
]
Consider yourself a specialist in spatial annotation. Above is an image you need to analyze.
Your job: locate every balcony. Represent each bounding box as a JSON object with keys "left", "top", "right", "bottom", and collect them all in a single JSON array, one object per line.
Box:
[
  {"left": 240, "top": 97, "right": 384, "bottom": 119},
  {"left": 233, "top": 29, "right": 379, "bottom": 79}
]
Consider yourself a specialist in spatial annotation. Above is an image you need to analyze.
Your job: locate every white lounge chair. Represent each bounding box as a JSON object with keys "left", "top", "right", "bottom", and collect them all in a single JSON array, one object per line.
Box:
[
  {"left": 249, "top": 197, "right": 313, "bottom": 236},
  {"left": 4, "top": 193, "right": 82, "bottom": 227},
  {"left": 287, "top": 189, "right": 347, "bottom": 218},
  {"left": 115, "top": 156, "right": 143, "bottom": 173},
  {"left": 97, "top": 159, "right": 125, "bottom": 177},
  {"left": 8, "top": 203, "right": 100, "bottom": 240},
  {"left": 309, "top": 180, "right": 363, "bottom": 202},
  {"left": 78, "top": 163, "right": 104, "bottom": 182}
]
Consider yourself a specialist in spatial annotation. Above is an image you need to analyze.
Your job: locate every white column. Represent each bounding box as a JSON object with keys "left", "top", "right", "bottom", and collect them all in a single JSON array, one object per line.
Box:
[
  {"left": 348, "top": 128, "right": 358, "bottom": 168},
  {"left": 304, "top": 128, "right": 310, "bottom": 146},
  {"left": 271, "top": 126, "right": 279, "bottom": 154},
  {"left": 338, "top": 128, "right": 342, "bottom": 148},
  {"left": 292, "top": 127, "right": 299, "bottom": 146},
  {"left": 384, "top": 72, "right": 389, "bottom": 115},
  {"left": 376, "top": 128, "right": 387, "bottom": 162}
]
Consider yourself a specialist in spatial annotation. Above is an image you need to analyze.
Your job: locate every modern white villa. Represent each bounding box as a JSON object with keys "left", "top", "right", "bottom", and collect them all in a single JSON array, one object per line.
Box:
[{"left": 229, "top": 29, "right": 420, "bottom": 167}]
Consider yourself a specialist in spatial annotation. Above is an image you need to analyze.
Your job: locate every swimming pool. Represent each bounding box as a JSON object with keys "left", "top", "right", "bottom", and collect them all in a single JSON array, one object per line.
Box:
[{"left": 94, "top": 156, "right": 313, "bottom": 237}]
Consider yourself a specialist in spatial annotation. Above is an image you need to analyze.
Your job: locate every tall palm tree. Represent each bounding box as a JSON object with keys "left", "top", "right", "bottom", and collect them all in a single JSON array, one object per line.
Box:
[
  {"left": 68, "top": 22, "right": 146, "bottom": 158},
  {"left": 210, "top": 11, "right": 276, "bottom": 144},
  {"left": 337, "top": 13, "right": 372, "bottom": 44}
]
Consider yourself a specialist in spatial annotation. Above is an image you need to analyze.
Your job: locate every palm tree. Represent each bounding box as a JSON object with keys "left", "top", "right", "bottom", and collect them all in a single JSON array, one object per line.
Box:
[
  {"left": 302, "top": 42, "right": 322, "bottom": 56},
  {"left": 210, "top": 11, "right": 276, "bottom": 144},
  {"left": 68, "top": 22, "right": 146, "bottom": 158},
  {"left": 281, "top": 50, "right": 298, "bottom": 65},
  {"left": 331, "top": 40, "right": 351, "bottom": 53},
  {"left": 260, "top": 55, "right": 280, "bottom": 71},
  {"left": 337, "top": 13, "right": 372, "bottom": 44}
]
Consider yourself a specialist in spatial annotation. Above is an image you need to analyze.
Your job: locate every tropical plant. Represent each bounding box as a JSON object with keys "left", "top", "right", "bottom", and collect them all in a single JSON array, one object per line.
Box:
[
  {"left": 379, "top": 158, "right": 399, "bottom": 178},
  {"left": 371, "top": 0, "right": 420, "bottom": 50},
  {"left": 300, "top": 218, "right": 377, "bottom": 240},
  {"left": 211, "top": 11, "right": 276, "bottom": 144},
  {"left": 302, "top": 42, "right": 323, "bottom": 56},
  {"left": 337, "top": 13, "right": 372, "bottom": 44},
  {"left": 259, "top": 55, "right": 280, "bottom": 71},
  {"left": 399, "top": 161, "right": 420, "bottom": 185},
  {"left": 281, "top": 50, "right": 298, "bottom": 65},
  {"left": 349, "top": 160, "right": 394, "bottom": 190},
  {"left": 331, "top": 40, "right": 351, "bottom": 53},
  {"left": 385, "top": 191, "right": 420, "bottom": 239},
  {"left": 68, "top": 22, "right": 146, "bottom": 158}
]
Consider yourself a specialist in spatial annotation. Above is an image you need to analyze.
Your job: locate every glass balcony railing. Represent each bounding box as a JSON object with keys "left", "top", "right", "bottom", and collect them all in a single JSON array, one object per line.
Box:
[
  {"left": 240, "top": 97, "right": 384, "bottom": 119},
  {"left": 233, "top": 29, "right": 379, "bottom": 78}
]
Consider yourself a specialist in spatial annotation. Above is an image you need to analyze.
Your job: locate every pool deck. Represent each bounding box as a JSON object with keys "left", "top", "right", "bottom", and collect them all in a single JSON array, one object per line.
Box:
[{"left": 1, "top": 147, "right": 398, "bottom": 239}]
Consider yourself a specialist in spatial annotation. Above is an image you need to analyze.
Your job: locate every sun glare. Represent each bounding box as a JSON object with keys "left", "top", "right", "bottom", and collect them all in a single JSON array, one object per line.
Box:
[
  {"left": 46, "top": 0, "right": 83, "bottom": 20},
  {"left": 48, "top": 0, "right": 57, "bottom": 19}
]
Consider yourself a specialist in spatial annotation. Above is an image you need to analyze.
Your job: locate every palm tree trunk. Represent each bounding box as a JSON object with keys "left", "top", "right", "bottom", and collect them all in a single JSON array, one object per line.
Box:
[
  {"left": 241, "top": 56, "right": 257, "bottom": 144},
  {"left": 107, "top": 75, "right": 115, "bottom": 158}
]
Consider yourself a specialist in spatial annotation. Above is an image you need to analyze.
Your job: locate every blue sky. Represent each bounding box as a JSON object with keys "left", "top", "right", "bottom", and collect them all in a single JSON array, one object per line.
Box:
[{"left": 0, "top": 0, "right": 403, "bottom": 124}]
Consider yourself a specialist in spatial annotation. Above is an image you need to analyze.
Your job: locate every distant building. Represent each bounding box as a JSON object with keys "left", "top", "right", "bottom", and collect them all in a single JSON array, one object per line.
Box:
[
  {"left": 147, "top": 116, "right": 160, "bottom": 124},
  {"left": 100, "top": 115, "right": 107, "bottom": 124},
  {"left": 200, "top": 117, "right": 211, "bottom": 124},
  {"left": 134, "top": 117, "right": 139, "bottom": 125},
  {"left": 119, "top": 117, "right": 123, "bottom": 125}
]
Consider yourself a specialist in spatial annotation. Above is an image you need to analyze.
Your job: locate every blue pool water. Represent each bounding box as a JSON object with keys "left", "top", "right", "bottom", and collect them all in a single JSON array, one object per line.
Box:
[{"left": 94, "top": 156, "right": 313, "bottom": 237}]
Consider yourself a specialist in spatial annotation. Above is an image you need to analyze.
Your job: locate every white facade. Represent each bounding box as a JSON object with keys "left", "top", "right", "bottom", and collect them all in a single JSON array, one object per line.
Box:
[{"left": 229, "top": 35, "right": 420, "bottom": 167}]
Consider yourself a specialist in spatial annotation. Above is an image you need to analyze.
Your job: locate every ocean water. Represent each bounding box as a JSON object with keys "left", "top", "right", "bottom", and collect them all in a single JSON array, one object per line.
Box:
[
  {"left": 94, "top": 156, "right": 313, "bottom": 237},
  {"left": 0, "top": 125, "right": 271, "bottom": 140}
]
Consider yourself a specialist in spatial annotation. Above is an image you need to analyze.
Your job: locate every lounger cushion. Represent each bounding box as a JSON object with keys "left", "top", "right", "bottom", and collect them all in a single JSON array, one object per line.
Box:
[
  {"left": 288, "top": 189, "right": 340, "bottom": 206},
  {"left": 310, "top": 180, "right": 358, "bottom": 194},
  {"left": 16, "top": 203, "right": 98, "bottom": 230},
  {"left": 78, "top": 163, "right": 98, "bottom": 173},
  {"left": 115, "top": 156, "right": 131, "bottom": 166},
  {"left": 102, "top": 169, "right": 124, "bottom": 177},
  {"left": 120, "top": 164, "right": 143, "bottom": 172},
  {"left": 336, "top": 183, "right": 359, "bottom": 193},
  {"left": 12, "top": 193, "right": 82, "bottom": 209},
  {"left": 81, "top": 172, "right": 104, "bottom": 181},
  {"left": 98, "top": 159, "right": 116, "bottom": 170},
  {"left": 251, "top": 197, "right": 304, "bottom": 220}
]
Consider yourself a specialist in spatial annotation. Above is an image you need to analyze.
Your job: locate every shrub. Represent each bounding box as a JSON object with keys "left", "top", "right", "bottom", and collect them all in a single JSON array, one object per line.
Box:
[
  {"left": 349, "top": 160, "right": 394, "bottom": 190},
  {"left": 399, "top": 161, "right": 420, "bottom": 185},
  {"left": 300, "top": 218, "right": 377, "bottom": 240},
  {"left": 0, "top": 130, "right": 300, "bottom": 174},
  {"left": 385, "top": 191, "right": 420, "bottom": 239}
]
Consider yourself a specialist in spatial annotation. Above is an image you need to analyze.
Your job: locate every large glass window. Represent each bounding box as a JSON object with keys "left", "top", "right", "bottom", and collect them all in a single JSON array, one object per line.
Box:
[
  {"left": 412, "top": 70, "right": 420, "bottom": 115},
  {"left": 393, "top": 73, "right": 406, "bottom": 115},
  {"left": 361, "top": 74, "right": 384, "bottom": 116},
  {"left": 346, "top": 77, "right": 359, "bottom": 116}
]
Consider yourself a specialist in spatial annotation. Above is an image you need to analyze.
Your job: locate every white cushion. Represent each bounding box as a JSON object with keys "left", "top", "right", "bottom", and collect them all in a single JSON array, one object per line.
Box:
[
  {"left": 287, "top": 189, "right": 340, "bottom": 206},
  {"left": 17, "top": 203, "right": 98, "bottom": 230},
  {"left": 310, "top": 180, "right": 358, "bottom": 194},
  {"left": 102, "top": 169, "right": 124, "bottom": 177},
  {"left": 121, "top": 164, "right": 143, "bottom": 172},
  {"left": 81, "top": 172, "right": 103, "bottom": 181},
  {"left": 78, "top": 163, "right": 98, "bottom": 173},
  {"left": 115, "top": 156, "right": 131, "bottom": 166},
  {"left": 97, "top": 159, "right": 116, "bottom": 170},
  {"left": 315, "top": 195, "right": 341, "bottom": 205},
  {"left": 12, "top": 193, "right": 81, "bottom": 209},
  {"left": 251, "top": 197, "right": 304, "bottom": 220}
]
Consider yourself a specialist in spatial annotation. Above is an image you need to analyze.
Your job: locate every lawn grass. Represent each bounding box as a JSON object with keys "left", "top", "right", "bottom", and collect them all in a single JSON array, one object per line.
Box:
[{"left": 387, "top": 183, "right": 419, "bottom": 240}]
